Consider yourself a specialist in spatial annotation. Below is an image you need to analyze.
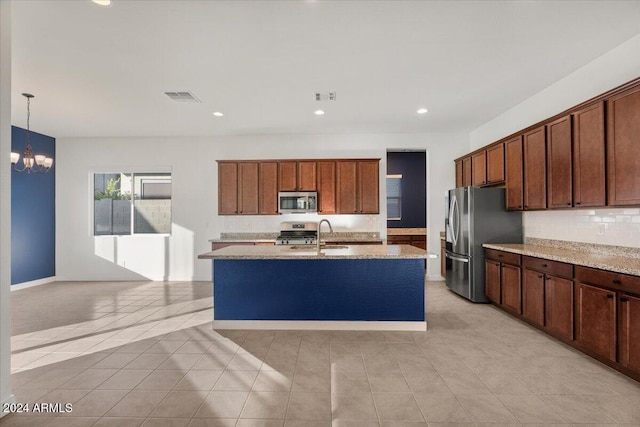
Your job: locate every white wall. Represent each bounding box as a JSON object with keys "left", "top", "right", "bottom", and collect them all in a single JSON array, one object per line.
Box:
[
  {"left": 0, "top": 0, "right": 13, "bottom": 410},
  {"left": 56, "top": 133, "right": 468, "bottom": 282},
  {"left": 469, "top": 33, "right": 640, "bottom": 248},
  {"left": 470, "top": 34, "right": 640, "bottom": 150}
]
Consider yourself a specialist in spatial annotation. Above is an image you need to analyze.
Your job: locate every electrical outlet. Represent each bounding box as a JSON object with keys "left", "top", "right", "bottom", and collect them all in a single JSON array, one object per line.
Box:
[{"left": 597, "top": 223, "right": 605, "bottom": 235}]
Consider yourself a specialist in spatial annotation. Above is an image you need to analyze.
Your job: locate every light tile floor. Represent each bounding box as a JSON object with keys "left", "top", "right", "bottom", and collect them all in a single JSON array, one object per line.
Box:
[{"left": 2, "top": 280, "right": 640, "bottom": 426}]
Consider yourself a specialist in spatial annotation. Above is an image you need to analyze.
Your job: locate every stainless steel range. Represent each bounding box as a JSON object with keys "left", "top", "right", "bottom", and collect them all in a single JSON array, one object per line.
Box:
[{"left": 276, "top": 222, "right": 318, "bottom": 245}]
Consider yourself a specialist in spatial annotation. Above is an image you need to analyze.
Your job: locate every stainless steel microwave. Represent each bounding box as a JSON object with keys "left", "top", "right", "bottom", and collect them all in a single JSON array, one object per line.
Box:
[{"left": 278, "top": 192, "right": 317, "bottom": 214}]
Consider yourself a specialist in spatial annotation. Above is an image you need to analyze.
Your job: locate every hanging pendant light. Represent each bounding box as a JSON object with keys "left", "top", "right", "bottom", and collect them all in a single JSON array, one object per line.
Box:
[{"left": 10, "top": 93, "right": 54, "bottom": 174}]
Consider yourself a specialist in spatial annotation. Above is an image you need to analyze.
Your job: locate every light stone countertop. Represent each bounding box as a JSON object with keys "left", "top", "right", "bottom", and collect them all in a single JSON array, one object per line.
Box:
[
  {"left": 386, "top": 228, "right": 427, "bottom": 236},
  {"left": 198, "top": 243, "right": 434, "bottom": 260},
  {"left": 483, "top": 240, "right": 640, "bottom": 277}
]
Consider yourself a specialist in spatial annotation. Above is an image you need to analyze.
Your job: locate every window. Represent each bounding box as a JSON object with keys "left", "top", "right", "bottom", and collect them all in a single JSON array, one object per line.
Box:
[
  {"left": 386, "top": 174, "right": 402, "bottom": 220},
  {"left": 94, "top": 172, "right": 172, "bottom": 235}
]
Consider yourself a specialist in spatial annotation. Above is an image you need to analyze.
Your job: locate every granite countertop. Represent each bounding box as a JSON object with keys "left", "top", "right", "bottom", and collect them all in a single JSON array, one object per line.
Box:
[
  {"left": 483, "top": 238, "right": 640, "bottom": 276},
  {"left": 199, "top": 243, "right": 434, "bottom": 260},
  {"left": 210, "top": 232, "right": 382, "bottom": 243},
  {"left": 386, "top": 228, "right": 427, "bottom": 236}
]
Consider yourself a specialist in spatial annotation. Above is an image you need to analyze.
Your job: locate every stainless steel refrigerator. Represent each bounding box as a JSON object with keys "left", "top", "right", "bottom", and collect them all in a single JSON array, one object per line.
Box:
[{"left": 445, "top": 187, "right": 522, "bottom": 302}]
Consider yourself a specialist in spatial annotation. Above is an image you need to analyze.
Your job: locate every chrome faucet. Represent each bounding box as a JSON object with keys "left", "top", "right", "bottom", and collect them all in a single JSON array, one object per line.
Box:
[{"left": 317, "top": 219, "right": 334, "bottom": 255}]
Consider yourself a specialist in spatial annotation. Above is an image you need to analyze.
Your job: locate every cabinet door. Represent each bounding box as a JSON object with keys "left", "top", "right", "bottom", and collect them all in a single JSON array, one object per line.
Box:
[
  {"left": 218, "top": 162, "right": 238, "bottom": 215},
  {"left": 336, "top": 161, "right": 358, "bottom": 214},
  {"left": 359, "top": 160, "right": 379, "bottom": 214},
  {"left": 547, "top": 116, "right": 573, "bottom": 209},
  {"left": 259, "top": 162, "right": 278, "bottom": 215},
  {"left": 607, "top": 86, "right": 640, "bottom": 206},
  {"left": 472, "top": 151, "right": 487, "bottom": 186},
  {"left": 278, "top": 161, "right": 298, "bottom": 191},
  {"left": 298, "top": 161, "right": 317, "bottom": 191},
  {"left": 485, "top": 260, "right": 501, "bottom": 304},
  {"left": 455, "top": 160, "right": 463, "bottom": 188},
  {"left": 238, "top": 162, "right": 259, "bottom": 215},
  {"left": 576, "top": 282, "right": 616, "bottom": 361},
  {"left": 573, "top": 102, "right": 605, "bottom": 207},
  {"left": 523, "top": 268, "right": 545, "bottom": 327},
  {"left": 462, "top": 157, "right": 472, "bottom": 187},
  {"left": 523, "top": 126, "right": 547, "bottom": 210},
  {"left": 486, "top": 143, "right": 505, "bottom": 184},
  {"left": 317, "top": 161, "right": 336, "bottom": 214},
  {"left": 501, "top": 264, "right": 521, "bottom": 314},
  {"left": 545, "top": 275, "right": 574, "bottom": 341},
  {"left": 505, "top": 136, "right": 524, "bottom": 210},
  {"left": 619, "top": 293, "right": 640, "bottom": 373}
]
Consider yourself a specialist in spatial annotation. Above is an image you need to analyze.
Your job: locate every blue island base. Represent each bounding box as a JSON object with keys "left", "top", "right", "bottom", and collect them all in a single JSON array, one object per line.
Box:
[{"left": 212, "top": 258, "right": 426, "bottom": 331}]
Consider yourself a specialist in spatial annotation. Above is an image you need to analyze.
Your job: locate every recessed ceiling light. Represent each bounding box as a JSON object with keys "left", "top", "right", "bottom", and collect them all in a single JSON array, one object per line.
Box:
[
  {"left": 92, "top": 0, "right": 112, "bottom": 6},
  {"left": 213, "top": 112, "right": 224, "bottom": 117},
  {"left": 417, "top": 108, "right": 429, "bottom": 114},
  {"left": 314, "top": 110, "right": 325, "bottom": 116}
]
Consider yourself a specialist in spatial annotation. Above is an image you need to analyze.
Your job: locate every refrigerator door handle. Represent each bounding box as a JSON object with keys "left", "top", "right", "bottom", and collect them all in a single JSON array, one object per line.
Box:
[
  {"left": 447, "top": 195, "right": 455, "bottom": 241},
  {"left": 451, "top": 196, "right": 459, "bottom": 246},
  {"left": 445, "top": 251, "right": 469, "bottom": 263}
]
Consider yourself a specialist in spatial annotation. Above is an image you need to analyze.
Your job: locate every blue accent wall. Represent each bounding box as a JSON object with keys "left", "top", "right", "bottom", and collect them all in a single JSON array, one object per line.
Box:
[
  {"left": 11, "top": 126, "right": 56, "bottom": 285},
  {"left": 387, "top": 151, "right": 426, "bottom": 228}
]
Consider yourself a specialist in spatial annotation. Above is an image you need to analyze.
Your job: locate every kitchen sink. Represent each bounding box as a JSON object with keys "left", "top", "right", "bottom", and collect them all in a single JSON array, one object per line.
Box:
[{"left": 288, "top": 245, "right": 349, "bottom": 250}]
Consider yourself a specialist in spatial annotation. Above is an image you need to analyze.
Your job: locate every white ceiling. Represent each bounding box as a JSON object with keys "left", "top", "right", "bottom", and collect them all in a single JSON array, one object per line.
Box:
[{"left": 10, "top": 0, "right": 640, "bottom": 138}]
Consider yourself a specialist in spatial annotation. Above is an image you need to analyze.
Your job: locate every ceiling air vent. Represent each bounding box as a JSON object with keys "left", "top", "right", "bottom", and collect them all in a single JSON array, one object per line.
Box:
[
  {"left": 163, "top": 91, "right": 201, "bottom": 103},
  {"left": 315, "top": 92, "right": 337, "bottom": 101}
]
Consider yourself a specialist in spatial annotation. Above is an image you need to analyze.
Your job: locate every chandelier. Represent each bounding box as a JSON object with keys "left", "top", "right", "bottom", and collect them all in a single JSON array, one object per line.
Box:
[{"left": 10, "top": 93, "right": 54, "bottom": 173}]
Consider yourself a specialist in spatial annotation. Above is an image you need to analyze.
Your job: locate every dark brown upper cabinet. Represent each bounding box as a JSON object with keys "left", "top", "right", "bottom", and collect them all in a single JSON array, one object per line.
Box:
[
  {"left": 279, "top": 161, "right": 317, "bottom": 192},
  {"left": 462, "top": 156, "right": 472, "bottom": 187},
  {"left": 317, "top": 161, "right": 336, "bottom": 214},
  {"left": 259, "top": 162, "right": 279, "bottom": 215},
  {"left": 607, "top": 86, "right": 640, "bottom": 206},
  {"left": 455, "top": 160, "right": 463, "bottom": 188},
  {"left": 218, "top": 162, "right": 239, "bottom": 215},
  {"left": 336, "top": 160, "right": 379, "bottom": 214},
  {"left": 546, "top": 115, "right": 573, "bottom": 209},
  {"left": 505, "top": 136, "right": 524, "bottom": 210},
  {"left": 573, "top": 102, "right": 606, "bottom": 208},
  {"left": 238, "top": 162, "right": 259, "bottom": 215},
  {"left": 486, "top": 143, "right": 505, "bottom": 184},
  {"left": 472, "top": 151, "right": 487, "bottom": 186},
  {"left": 523, "top": 126, "right": 547, "bottom": 210}
]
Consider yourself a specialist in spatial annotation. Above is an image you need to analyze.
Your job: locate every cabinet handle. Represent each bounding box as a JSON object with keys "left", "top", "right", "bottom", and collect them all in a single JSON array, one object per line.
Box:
[
  {"left": 541, "top": 264, "right": 548, "bottom": 267},
  {"left": 566, "top": 202, "right": 571, "bottom": 206},
  {"left": 538, "top": 274, "right": 543, "bottom": 279},
  {"left": 613, "top": 279, "right": 621, "bottom": 285},
  {"left": 576, "top": 202, "right": 581, "bottom": 205},
  {"left": 497, "top": 254, "right": 503, "bottom": 258},
  {"left": 607, "top": 294, "right": 614, "bottom": 299},
  {"left": 620, "top": 297, "right": 628, "bottom": 302}
]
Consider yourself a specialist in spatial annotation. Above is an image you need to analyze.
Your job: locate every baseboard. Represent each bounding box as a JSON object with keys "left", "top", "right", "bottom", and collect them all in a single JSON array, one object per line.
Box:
[
  {"left": 211, "top": 320, "right": 427, "bottom": 331},
  {"left": 427, "top": 274, "right": 445, "bottom": 281},
  {"left": 0, "top": 394, "right": 15, "bottom": 418},
  {"left": 11, "top": 276, "right": 55, "bottom": 291}
]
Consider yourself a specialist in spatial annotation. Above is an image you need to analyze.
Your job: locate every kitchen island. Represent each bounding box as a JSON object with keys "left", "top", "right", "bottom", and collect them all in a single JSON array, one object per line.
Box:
[{"left": 198, "top": 244, "right": 430, "bottom": 331}]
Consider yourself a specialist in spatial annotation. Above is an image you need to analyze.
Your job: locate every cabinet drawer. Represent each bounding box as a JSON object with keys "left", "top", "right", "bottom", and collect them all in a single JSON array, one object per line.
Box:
[
  {"left": 575, "top": 266, "right": 640, "bottom": 294},
  {"left": 522, "top": 256, "right": 573, "bottom": 279},
  {"left": 485, "top": 249, "right": 521, "bottom": 266}
]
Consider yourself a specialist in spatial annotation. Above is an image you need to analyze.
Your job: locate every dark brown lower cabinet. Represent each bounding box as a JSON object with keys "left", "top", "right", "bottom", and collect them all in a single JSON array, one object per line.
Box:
[
  {"left": 485, "top": 259, "right": 501, "bottom": 304},
  {"left": 501, "top": 264, "right": 522, "bottom": 315},
  {"left": 545, "top": 275, "right": 574, "bottom": 341},
  {"left": 619, "top": 293, "right": 640, "bottom": 373},
  {"left": 575, "top": 282, "right": 617, "bottom": 362},
  {"left": 523, "top": 269, "right": 544, "bottom": 327}
]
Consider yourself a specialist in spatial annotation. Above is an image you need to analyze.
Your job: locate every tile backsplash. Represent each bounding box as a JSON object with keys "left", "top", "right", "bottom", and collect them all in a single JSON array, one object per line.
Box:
[
  {"left": 218, "top": 214, "right": 380, "bottom": 236},
  {"left": 525, "top": 208, "right": 640, "bottom": 248}
]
